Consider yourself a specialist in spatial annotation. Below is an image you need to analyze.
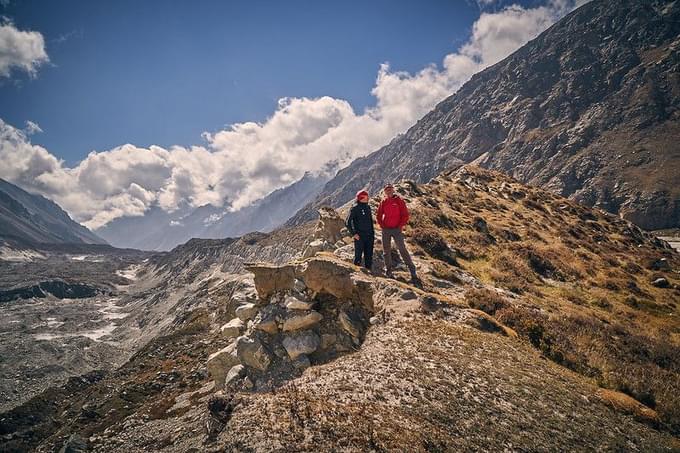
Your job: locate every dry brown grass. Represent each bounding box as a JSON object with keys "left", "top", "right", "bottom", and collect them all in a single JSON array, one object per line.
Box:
[
  {"left": 411, "top": 227, "right": 459, "bottom": 266},
  {"left": 597, "top": 389, "right": 660, "bottom": 427},
  {"left": 464, "top": 288, "right": 509, "bottom": 315},
  {"left": 493, "top": 304, "right": 680, "bottom": 433},
  {"left": 401, "top": 166, "right": 680, "bottom": 432},
  {"left": 489, "top": 251, "right": 535, "bottom": 294}
]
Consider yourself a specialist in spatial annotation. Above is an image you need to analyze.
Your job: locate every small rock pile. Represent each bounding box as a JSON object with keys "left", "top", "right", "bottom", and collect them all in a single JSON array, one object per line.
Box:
[{"left": 207, "top": 255, "right": 374, "bottom": 391}]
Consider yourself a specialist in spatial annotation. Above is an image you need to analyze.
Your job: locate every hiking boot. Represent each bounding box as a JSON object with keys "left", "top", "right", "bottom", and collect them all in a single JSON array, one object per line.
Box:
[
  {"left": 411, "top": 276, "right": 423, "bottom": 288},
  {"left": 385, "top": 270, "right": 395, "bottom": 279}
]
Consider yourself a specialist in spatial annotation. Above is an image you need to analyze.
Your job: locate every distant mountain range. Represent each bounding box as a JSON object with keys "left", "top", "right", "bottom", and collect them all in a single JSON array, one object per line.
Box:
[
  {"left": 289, "top": 0, "right": 680, "bottom": 230},
  {"left": 96, "top": 172, "right": 328, "bottom": 251},
  {"left": 0, "top": 178, "right": 105, "bottom": 246}
]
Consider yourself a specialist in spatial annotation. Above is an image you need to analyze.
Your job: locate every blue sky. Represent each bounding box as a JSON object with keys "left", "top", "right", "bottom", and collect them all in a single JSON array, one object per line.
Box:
[
  {"left": 0, "top": 0, "right": 581, "bottom": 228},
  {"left": 0, "top": 0, "right": 491, "bottom": 165}
]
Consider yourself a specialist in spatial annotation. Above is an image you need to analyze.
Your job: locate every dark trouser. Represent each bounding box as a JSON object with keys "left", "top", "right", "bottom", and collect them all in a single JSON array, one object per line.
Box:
[
  {"left": 382, "top": 228, "right": 416, "bottom": 277},
  {"left": 353, "top": 231, "right": 374, "bottom": 270}
]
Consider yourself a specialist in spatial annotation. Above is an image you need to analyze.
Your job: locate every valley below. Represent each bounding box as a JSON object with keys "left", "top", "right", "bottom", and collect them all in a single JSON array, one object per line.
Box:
[
  {"left": 0, "top": 248, "right": 151, "bottom": 413},
  {"left": 0, "top": 294, "right": 133, "bottom": 412}
]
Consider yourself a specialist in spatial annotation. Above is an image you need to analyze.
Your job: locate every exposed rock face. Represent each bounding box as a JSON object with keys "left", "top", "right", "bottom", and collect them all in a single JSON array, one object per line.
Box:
[
  {"left": 298, "top": 256, "right": 375, "bottom": 310},
  {"left": 282, "top": 311, "right": 323, "bottom": 332},
  {"left": 289, "top": 0, "right": 680, "bottom": 230},
  {"left": 245, "top": 263, "right": 297, "bottom": 299},
  {"left": 235, "top": 303, "right": 258, "bottom": 321},
  {"left": 224, "top": 364, "right": 246, "bottom": 387},
  {"left": 235, "top": 336, "right": 272, "bottom": 372},
  {"left": 284, "top": 296, "right": 314, "bottom": 310},
  {"left": 282, "top": 331, "right": 321, "bottom": 360},
  {"left": 314, "top": 207, "right": 346, "bottom": 245}
]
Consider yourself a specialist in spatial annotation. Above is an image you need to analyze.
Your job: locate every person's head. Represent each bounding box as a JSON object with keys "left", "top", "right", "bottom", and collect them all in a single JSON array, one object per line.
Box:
[
  {"left": 356, "top": 190, "right": 369, "bottom": 203},
  {"left": 383, "top": 184, "right": 395, "bottom": 198}
]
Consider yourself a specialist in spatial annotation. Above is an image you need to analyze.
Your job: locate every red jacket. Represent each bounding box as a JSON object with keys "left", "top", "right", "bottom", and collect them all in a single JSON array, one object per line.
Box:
[{"left": 377, "top": 195, "right": 409, "bottom": 229}]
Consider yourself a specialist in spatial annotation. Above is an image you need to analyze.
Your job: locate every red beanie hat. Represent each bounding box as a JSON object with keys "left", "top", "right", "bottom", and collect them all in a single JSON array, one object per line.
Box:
[{"left": 356, "top": 190, "right": 368, "bottom": 201}]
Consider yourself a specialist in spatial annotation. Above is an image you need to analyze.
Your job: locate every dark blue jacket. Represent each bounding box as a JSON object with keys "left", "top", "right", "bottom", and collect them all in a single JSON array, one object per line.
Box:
[{"left": 346, "top": 203, "right": 374, "bottom": 235}]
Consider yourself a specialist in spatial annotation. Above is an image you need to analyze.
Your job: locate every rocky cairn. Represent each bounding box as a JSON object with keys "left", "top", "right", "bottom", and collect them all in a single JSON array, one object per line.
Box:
[{"left": 207, "top": 255, "right": 374, "bottom": 391}]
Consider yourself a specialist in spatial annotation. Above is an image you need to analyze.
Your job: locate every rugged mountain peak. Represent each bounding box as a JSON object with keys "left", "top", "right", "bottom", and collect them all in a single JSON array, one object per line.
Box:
[{"left": 290, "top": 0, "right": 680, "bottom": 230}]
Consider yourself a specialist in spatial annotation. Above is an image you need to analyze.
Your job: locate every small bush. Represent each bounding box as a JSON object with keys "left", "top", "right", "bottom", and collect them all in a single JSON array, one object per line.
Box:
[
  {"left": 623, "top": 261, "right": 643, "bottom": 274},
  {"left": 432, "top": 213, "right": 456, "bottom": 229},
  {"left": 411, "top": 228, "right": 458, "bottom": 266},
  {"left": 490, "top": 252, "right": 534, "bottom": 294},
  {"left": 430, "top": 262, "right": 462, "bottom": 284},
  {"left": 464, "top": 288, "right": 508, "bottom": 315}
]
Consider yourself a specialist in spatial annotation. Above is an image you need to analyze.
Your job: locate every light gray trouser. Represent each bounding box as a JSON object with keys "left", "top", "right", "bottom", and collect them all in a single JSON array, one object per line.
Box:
[{"left": 382, "top": 228, "right": 416, "bottom": 276}]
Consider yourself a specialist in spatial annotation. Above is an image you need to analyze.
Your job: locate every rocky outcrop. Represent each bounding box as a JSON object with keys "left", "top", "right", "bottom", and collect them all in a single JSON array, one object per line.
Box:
[
  {"left": 289, "top": 0, "right": 680, "bottom": 230},
  {"left": 206, "top": 255, "right": 377, "bottom": 390},
  {"left": 301, "top": 207, "right": 347, "bottom": 258},
  {"left": 220, "top": 318, "right": 244, "bottom": 339}
]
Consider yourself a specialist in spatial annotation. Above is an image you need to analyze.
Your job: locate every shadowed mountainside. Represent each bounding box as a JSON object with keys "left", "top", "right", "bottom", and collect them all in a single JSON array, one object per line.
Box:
[{"left": 0, "top": 178, "right": 106, "bottom": 246}]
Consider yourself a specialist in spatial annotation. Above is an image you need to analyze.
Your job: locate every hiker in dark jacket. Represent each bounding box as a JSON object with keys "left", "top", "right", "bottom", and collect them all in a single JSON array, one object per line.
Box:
[
  {"left": 377, "top": 183, "right": 420, "bottom": 284},
  {"left": 346, "top": 190, "right": 374, "bottom": 271}
]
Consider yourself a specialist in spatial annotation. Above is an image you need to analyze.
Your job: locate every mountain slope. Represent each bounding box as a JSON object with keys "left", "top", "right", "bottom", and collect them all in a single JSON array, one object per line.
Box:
[
  {"left": 4, "top": 166, "right": 679, "bottom": 452},
  {"left": 0, "top": 179, "right": 106, "bottom": 246},
  {"left": 97, "top": 172, "right": 328, "bottom": 251},
  {"left": 289, "top": 0, "right": 680, "bottom": 229}
]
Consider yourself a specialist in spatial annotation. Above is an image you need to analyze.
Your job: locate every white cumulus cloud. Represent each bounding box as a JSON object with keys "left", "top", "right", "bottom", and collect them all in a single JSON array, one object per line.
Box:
[
  {"left": 0, "top": 20, "right": 49, "bottom": 78},
  {"left": 0, "top": 0, "right": 586, "bottom": 230}
]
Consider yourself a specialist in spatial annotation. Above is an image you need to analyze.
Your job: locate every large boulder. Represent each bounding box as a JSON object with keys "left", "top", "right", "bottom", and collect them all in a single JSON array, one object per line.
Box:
[
  {"left": 282, "top": 331, "right": 321, "bottom": 360},
  {"left": 207, "top": 342, "right": 239, "bottom": 389},
  {"left": 285, "top": 295, "right": 314, "bottom": 310},
  {"left": 253, "top": 316, "right": 279, "bottom": 334},
  {"left": 236, "top": 336, "right": 272, "bottom": 372},
  {"left": 235, "top": 303, "right": 258, "bottom": 321},
  {"left": 244, "top": 263, "right": 297, "bottom": 299},
  {"left": 225, "top": 364, "right": 246, "bottom": 387},
  {"left": 283, "top": 310, "right": 323, "bottom": 332},
  {"left": 298, "top": 256, "right": 356, "bottom": 298},
  {"left": 302, "top": 238, "right": 333, "bottom": 259},
  {"left": 220, "top": 318, "right": 245, "bottom": 339}
]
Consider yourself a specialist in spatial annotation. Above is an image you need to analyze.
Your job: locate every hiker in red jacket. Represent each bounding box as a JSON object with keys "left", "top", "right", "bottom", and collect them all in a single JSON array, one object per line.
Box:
[{"left": 377, "top": 183, "right": 420, "bottom": 284}]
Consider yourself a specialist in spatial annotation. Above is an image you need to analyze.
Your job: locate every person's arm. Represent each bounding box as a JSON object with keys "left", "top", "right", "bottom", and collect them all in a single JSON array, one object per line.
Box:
[
  {"left": 345, "top": 207, "right": 356, "bottom": 235},
  {"left": 398, "top": 198, "right": 409, "bottom": 229},
  {"left": 376, "top": 201, "right": 384, "bottom": 228}
]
